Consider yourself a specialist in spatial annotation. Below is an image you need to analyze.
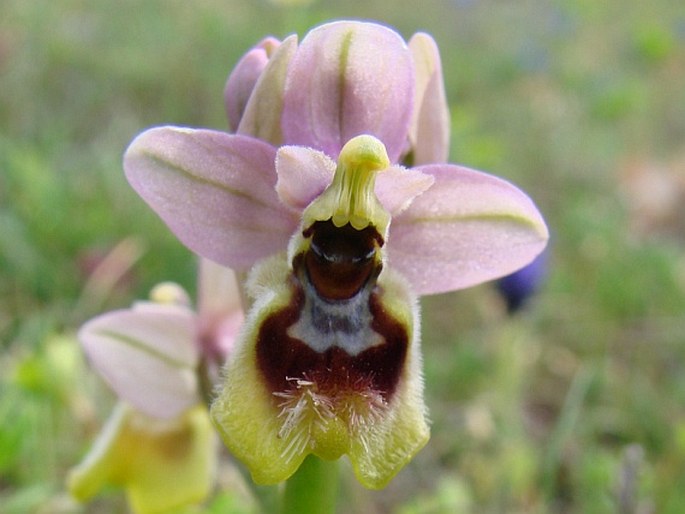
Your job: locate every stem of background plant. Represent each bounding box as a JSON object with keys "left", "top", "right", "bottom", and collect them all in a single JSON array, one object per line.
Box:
[{"left": 280, "top": 455, "right": 339, "bottom": 514}]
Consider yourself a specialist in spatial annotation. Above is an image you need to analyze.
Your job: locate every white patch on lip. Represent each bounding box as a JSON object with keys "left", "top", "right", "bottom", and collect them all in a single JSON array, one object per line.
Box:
[{"left": 286, "top": 273, "right": 383, "bottom": 356}]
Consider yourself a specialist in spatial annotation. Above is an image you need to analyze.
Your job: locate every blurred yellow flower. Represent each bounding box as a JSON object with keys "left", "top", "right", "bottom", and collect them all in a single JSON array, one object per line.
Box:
[{"left": 68, "top": 403, "right": 215, "bottom": 514}]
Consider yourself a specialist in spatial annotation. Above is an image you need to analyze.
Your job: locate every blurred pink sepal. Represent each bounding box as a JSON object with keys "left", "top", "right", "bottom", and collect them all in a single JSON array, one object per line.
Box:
[
  {"left": 78, "top": 268, "right": 243, "bottom": 419},
  {"left": 78, "top": 298, "right": 199, "bottom": 419}
]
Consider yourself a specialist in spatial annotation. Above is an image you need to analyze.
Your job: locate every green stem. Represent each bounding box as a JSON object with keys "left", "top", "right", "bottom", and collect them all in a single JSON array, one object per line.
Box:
[
  {"left": 280, "top": 456, "right": 339, "bottom": 514},
  {"left": 246, "top": 478, "right": 280, "bottom": 514}
]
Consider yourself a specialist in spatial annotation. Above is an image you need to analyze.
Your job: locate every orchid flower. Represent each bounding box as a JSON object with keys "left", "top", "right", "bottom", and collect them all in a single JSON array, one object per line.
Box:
[
  {"left": 121, "top": 20, "right": 548, "bottom": 491},
  {"left": 68, "top": 263, "right": 243, "bottom": 512}
]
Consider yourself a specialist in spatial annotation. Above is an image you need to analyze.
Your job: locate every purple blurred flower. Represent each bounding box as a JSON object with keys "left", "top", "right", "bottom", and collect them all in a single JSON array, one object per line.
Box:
[
  {"left": 77, "top": 262, "right": 243, "bottom": 419},
  {"left": 496, "top": 247, "right": 548, "bottom": 313}
]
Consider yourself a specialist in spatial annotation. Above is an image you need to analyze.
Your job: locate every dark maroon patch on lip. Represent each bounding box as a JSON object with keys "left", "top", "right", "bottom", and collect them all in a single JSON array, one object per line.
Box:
[
  {"left": 255, "top": 282, "right": 408, "bottom": 403},
  {"left": 303, "top": 220, "right": 384, "bottom": 301}
]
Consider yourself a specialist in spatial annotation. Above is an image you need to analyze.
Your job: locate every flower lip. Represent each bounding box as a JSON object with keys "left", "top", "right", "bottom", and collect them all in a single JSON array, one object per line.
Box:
[{"left": 210, "top": 250, "right": 424, "bottom": 488}]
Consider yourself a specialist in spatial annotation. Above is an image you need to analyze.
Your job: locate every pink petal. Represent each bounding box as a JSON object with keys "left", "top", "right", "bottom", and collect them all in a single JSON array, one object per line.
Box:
[
  {"left": 197, "top": 259, "right": 243, "bottom": 321},
  {"left": 275, "top": 145, "right": 335, "bottom": 212},
  {"left": 224, "top": 37, "right": 281, "bottom": 132},
  {"left": 388, "top": 164, "right": 549, "bottom": 296},
  {"left": 79, "top": 304, "right": 199, "bottom": 419},
  {"left": 376, "top": 166, "right": 435, "bottom": 217},
  {"left": 282, "top": 21, "right": 414, "bottom": 162},
  {"left": 237, "top": 35, "right": 298, "bottom": 145},
  {"left": 212, "top": 312, "right": 244, "bottom": 357},
  {"left": 124, "top": 126, "right": 298, "bottom": 270},
  {"left": 408, "top": 33, "right": 450, "bottom": 165}
]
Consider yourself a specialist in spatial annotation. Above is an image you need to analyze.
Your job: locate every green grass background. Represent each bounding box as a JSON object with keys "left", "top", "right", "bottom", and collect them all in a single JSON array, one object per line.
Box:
[{"left": 1, "top": 0, "right": 684, "bottom": 512}]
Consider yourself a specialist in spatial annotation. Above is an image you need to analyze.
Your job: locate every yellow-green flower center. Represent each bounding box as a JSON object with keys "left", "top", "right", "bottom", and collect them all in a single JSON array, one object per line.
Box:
[{"left": 302, "top": 135, "right": 390, "bottom": 234}]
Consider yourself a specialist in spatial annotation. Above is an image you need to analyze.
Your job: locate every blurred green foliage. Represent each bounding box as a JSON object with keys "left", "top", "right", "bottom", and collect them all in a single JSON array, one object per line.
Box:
[{"left": 1, "top": 0, "right": 684, "bottom": 512}]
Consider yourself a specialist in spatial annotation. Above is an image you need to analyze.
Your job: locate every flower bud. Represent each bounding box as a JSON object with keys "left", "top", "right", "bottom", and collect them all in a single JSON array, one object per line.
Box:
[
  {"left": 149, "top": 281, "right": 190, "bottom": 306},
  {"left": 224, "top": 37, "right": 281, "bottom": 132},
  {"left": 406, "top": 33, "right": 450, "bottom": 166}
]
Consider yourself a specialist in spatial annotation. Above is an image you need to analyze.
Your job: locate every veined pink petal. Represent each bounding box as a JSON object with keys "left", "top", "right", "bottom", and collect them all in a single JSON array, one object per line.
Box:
[
  {"left": 388, "top": 164, "right": 549, "bottom": 296},
  {"left": 282, "top": 21, "right": 415, "bottom": 162},
  {"left": 79, "top": 304, "right": 199, "bottom": 419},
  {"left": 408, "top": 33, "right": 450, "bottom": 165},
  {"left": 224, "top": 37, "right": 281, "bottom": 132},
  {"left": 124, "top": 126, "right": 298, "bottom": 270}
]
